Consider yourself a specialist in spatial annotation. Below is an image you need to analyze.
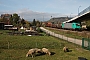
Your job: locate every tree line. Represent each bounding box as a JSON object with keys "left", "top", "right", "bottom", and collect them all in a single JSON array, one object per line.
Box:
[{"left": 0, "top": 13, "right": 43, "bottom": 28}]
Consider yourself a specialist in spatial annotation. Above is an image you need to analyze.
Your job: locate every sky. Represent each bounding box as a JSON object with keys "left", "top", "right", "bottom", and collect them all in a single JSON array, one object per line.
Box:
[{"left": 0, "top": 0, "right": 90, "bottom": 21}]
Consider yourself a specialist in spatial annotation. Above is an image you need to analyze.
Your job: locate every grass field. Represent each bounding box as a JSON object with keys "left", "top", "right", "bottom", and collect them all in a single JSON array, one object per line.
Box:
[
  {"left": 0, "top": 30, "right": 90, "bottom": 60},
  {"left": 45, "top": 27, "right": 84, "bottom": 39}
]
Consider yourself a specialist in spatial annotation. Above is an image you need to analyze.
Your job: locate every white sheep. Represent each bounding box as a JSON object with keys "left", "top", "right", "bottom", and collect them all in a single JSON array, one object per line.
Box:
[
  {"left": 34, "top": 48, "right": 42, "bottom": 53},
  {"left": 63, "top": 46, "right": 69, "bottom": 52},
  {"left": 26, "top": 48, "right": 42, "bottom": 58},
  {"left": 42, "top": 48, "right": 51, "bottom": 55},
  {"left": 26, "top": 49, "right": 36, "bottom": 58}
]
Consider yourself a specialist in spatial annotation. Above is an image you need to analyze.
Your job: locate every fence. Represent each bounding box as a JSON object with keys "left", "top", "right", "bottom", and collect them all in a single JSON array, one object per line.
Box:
[
  {"left": 82, "top": 38, "right": 90, "bottom": 50},
  {"left": 40, "top": 27, "right": 82, "bottom": 46}
]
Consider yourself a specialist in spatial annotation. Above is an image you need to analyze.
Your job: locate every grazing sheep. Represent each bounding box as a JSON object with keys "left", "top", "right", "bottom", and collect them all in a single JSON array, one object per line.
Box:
[
  {"left": 63, "top": 46, "right": 69, "bottom": 52},
  {"left": 34, "top": 48, "right": 42, "bottom": 53},
  {"left": 26, "top": 48, "right": 42, "bottom": 58},
  {"left": 42, "top": 48, "right": 51, "bottom": 55},
  {"left": 26, "top": 49, "right": 36, "bottom": 58}
]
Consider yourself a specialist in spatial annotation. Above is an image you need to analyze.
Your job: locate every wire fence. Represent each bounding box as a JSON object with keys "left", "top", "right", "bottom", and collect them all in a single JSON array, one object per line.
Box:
[
  {"left": 40, "top": 27, "right": 82, "bottom": 46},
  {"left": 82, "top": 38, "right": 90, "bottom": 50}
]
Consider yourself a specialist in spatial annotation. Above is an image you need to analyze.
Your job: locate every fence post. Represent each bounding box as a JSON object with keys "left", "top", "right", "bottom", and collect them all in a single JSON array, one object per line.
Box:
[
  {"left": 8, "top": 41, "right": 9, "bottom": 49},
  {"left": 82, "top": 38, "right": 84, "bottom": 48},
  {"left": 88, "top": 38, "right": 90, "bottom": 50}
]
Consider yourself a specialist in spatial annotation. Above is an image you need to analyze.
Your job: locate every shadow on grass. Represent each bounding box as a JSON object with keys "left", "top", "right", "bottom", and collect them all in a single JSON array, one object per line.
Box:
[
  {"left": 68, "top": 49, "right": 72, "bottom": 52},
  {"left": 51, "top": 52, "right": 55, "bottom": 55},
  {"left": 36, "top": 52, "right": 55, "bottom": 56},
  {"left": 78, "top": 57, "right": 88, "bottom": 60},
  {"left": 36, "top": 53, "right": 46, "bottom": 56},
  {"left": 64, "top": 49, "right": 72, "bottom": 53}
]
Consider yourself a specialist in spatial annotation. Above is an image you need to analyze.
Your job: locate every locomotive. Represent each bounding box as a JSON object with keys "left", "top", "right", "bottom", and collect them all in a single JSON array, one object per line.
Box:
[{"left": 61, "top": 22, "right": 81, "bottom": 30}]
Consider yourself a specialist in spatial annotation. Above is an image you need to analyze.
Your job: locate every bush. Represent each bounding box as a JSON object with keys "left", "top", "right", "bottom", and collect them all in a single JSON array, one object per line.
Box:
[
  {"left": 86, "top": 25, "right": 90, "bottom": 31},
  {"left": 36, "top": 27, "right": 42, "bottom": 33}
]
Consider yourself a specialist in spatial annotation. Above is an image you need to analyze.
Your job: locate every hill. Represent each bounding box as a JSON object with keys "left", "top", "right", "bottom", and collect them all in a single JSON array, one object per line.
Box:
[{"left": 47, "top": 17, "right": 72, "bottom": 24}]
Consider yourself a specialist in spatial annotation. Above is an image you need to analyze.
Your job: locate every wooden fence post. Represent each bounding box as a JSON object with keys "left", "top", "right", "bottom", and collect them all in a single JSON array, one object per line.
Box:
[{"left": 8, "top": 41, "right": 9, "bottom": 49}]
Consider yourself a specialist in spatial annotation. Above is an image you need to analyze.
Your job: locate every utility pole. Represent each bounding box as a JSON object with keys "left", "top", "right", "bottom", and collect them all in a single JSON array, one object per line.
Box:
[{"left": 78, "top": 6, "right": 81, "bottom": 16}]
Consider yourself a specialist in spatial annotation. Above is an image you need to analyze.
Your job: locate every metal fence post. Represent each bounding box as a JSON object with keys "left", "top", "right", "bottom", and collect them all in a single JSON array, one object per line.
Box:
[
  {"left": 82, "top": 38, "right": 84, "bottom": 48},
  {"left": 88, "top": 38, "right": 90, "bottom": 50}
]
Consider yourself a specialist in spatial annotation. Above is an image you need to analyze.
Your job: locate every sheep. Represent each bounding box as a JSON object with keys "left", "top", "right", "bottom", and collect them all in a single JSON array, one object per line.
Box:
[
  {"left": 26, "top": 49, "right": 36, "bottom": 58},
  {"left": 26, "top": 48, "right": 42, "bottom": 58},
  {"left": 34, "top": 48, "right": 42, "bottom": 53},
  {"left": 63, "top": 46, "right": 69, "bottom": 52},
  {"left": 42, "top": 48, "right": 51, "bottom": 55}
]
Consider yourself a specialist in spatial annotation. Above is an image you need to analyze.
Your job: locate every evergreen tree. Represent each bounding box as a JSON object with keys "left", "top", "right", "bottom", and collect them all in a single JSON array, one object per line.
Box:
[{"left": 32, "top": 19, "right": 36, "bottom": 26}]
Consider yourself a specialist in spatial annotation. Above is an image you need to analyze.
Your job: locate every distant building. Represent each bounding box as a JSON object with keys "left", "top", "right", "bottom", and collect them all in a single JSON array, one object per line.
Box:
[
  {"left": 1, "top": 14, "right": 12, "bottom": 25},
  {"left": 1, "top": 14, "right": 12, "bottom": 19}
]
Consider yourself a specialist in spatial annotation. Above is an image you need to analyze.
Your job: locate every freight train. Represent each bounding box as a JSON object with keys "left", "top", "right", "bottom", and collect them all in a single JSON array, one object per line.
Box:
[{"left": 45, "top": 22, "right": 82, "bottom": 30}]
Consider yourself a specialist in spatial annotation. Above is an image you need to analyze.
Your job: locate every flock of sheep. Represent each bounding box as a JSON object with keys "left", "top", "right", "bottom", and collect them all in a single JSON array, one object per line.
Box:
[{"left": 26, "top": 46, "right": 69, "bottom": 58}]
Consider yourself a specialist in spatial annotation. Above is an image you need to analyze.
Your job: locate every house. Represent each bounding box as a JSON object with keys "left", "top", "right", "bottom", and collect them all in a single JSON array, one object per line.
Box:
[{"left": 1, "top": 14, "right": 12, "bottom": 25}]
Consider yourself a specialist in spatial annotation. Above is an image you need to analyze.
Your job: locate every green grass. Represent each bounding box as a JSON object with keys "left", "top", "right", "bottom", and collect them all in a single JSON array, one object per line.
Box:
[
  {"left": 45, "top": 27, "right": 84, "bottom": 39},
  {"left": 0, "top": 30, "right": 90, "bottom": 60}
]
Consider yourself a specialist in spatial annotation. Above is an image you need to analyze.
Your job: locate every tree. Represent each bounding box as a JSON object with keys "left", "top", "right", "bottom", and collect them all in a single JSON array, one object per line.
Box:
[
  {"left": 32, "top": 19, "right": 36, "bottom": 26},
  {"left": 21, "top": 18, "right": 26, "bottom": 27},
  {"left": 0, "top": 18, "right": 3, "bottom": 22},
  {"left": 36, "top": 20, "right": 41, "bottom": 27},
  {"left": 9, "top": 15, "right": 13, "bottom": 24},
  {"left": 25, "top": 21, "right": 31, "bottom": 29},
  {"left": 12, "top": 13, "right": 20, "bottom": 26}
]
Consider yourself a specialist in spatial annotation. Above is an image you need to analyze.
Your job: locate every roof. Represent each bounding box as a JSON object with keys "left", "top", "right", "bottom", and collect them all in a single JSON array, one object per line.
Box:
[
  {"left": 63, "top": 6, "right": 90, "bottom": 23},
  {"left": 4, "top": 25, "right": 13, "bottom": 27},
  {"left": 63, "top": 11, "right": 90, "bottom": 23}
]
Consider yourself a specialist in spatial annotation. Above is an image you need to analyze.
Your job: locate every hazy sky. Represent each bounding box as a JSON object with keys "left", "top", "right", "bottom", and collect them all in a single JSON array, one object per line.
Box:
[{"left": 0, "top": 0, "right": 90, "bottom": 21}]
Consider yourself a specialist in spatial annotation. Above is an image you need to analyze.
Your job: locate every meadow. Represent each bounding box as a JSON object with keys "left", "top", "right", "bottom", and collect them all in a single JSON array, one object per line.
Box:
[
  {"left": 0, "top": 30, "right": 90, "bottom": 60},
  {"left": 45, "top": 27, "right": 89, "bottom": 39}
]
